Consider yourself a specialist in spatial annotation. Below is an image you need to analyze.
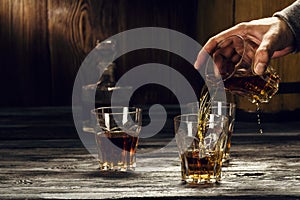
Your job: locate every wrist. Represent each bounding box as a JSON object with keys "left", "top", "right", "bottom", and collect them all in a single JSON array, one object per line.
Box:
[{"left": 273, "top": 15, "right": 297, "bottom": 52}]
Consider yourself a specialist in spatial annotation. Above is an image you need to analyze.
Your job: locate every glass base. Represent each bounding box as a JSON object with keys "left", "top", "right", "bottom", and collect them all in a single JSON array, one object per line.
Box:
[{"left": 99, "top": 161, "right": 136, "bottom": 172}]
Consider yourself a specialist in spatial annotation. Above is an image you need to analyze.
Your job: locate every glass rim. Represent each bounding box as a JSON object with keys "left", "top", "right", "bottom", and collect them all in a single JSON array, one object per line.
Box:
[
  {"left": 183, "top": 101, "right": 236, "bottom": 108},
  {"left": 206, "top": 34, "right": 246, "bottom": 82},
  {"left": 211, "top": 101, "right": 236, "bottom": 108},
  {"left": 174, "top": 113, "right": 228, "bottom": 123},
  {"left": 91, "top": 106, "right": 142, "bottom": 115}
]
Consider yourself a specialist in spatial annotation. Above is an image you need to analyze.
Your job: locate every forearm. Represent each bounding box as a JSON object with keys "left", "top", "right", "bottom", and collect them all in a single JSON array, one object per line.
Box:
[{"left": 273, "top": 0, "right": 300, "bottom": 52}]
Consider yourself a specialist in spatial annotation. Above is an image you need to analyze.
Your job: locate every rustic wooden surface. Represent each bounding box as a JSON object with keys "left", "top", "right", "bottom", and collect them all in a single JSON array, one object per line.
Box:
[
  {"left": 0, "top": 129, "right": 299, "bottom": 199},
  {"left": 0, "top": 0, "right": 198, "bottom": 106},
  {"left": 196, "top": 0, "right": 234, "bottom": 45},
  {"left": 2, "top": 0, "right": 300, "bottom": 112}
]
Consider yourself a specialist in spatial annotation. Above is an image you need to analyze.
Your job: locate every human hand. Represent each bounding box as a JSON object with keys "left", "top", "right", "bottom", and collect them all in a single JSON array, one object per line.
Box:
[{"left": 194, "top": 17, "right": 295, "bottom": 75}]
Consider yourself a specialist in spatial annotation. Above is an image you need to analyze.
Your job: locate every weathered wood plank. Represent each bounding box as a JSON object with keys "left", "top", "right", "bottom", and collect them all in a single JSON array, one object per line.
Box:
[
  {"left": 196, "top": 0, "right": 234, "bottom": 45},
  {"left": 0, "top": 0, "right": 52, "bottom": 106},
  {"left": 47, "top": 0, "right": 94, "bottom": 105},
  {"left": 1, "top": 106, "right": 300, "bottom": 140},
  {"left": 0, "top": 132, "right": 299, "bottom": 199},
  {"left": 0, "top": 107, "right": 77, "bottom": 139},
  {"left": 1, "top": 0, "right": 200, "bottom": 106}
]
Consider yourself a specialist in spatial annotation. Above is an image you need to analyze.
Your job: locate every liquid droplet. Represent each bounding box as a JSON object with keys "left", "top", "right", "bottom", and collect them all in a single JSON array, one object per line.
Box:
[{"left": 256, "top": 103, "right": 263, "bottom": 134}]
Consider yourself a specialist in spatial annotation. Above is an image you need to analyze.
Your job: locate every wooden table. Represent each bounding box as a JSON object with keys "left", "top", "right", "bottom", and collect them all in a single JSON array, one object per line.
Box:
[{"left": 0, "top": 122, "right": 299, "bottom": 199}]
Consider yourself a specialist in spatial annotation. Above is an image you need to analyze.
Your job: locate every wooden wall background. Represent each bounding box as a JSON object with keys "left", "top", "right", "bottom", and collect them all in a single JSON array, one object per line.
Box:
[
  {"left": 0, "top": 0, "right": 299, "bottom": 113},
  {"left": 197, "top": 0, "right": 300, "bottom": 113},
  {"left": 235, "top": 0, "right": 300, "bottom": 113},
  {"left": 0, "top": 0, "right": 198, "bottom": 107}
]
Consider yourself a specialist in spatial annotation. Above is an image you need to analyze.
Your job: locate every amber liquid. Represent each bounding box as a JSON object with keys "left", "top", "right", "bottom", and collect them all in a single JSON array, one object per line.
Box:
[
  {"left": 224, "top": 130, "right": 233, "bottom": 158},
  {"left": 95, "top": 131, "right": 138, "bottom": 171},
  {"left": 181, "top": 149, "right": 223, "bottom": 183},
  {"left": 225, "top": 73, "right": 276, "bottom": 133},
  {"left": 224, "top": 72, "right": 279, "bottom": 103}
]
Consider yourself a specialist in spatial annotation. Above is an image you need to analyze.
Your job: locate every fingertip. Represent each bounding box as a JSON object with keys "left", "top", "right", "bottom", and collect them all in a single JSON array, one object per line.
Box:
[
  {"left": 254, "top": 46, "right": 271, "bottom": 75},
  {"left": 254, "top": 63, "right": 266, "bottom": 75},
  {"left": 194, "top": 48, "right": 211, "bottom": 70}
]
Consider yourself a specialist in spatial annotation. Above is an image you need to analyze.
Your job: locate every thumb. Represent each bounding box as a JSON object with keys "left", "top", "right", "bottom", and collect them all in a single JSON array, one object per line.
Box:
[
  {"left": 253, "top": 45, "right": 272, "bottom": 75},
  {"left": 253, "top": 35, "right": 277, "bottom": 75}
]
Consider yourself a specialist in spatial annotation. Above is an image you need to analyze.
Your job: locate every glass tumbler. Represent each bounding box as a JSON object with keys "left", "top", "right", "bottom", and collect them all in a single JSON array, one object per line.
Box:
[
  {"left": 210, "top": 101, "right": 236, "bottom": 163},
  {"left": 205, "top": 35, "right": 280, "bottom": 103},
  {"left": 174, "top": 114, "right": 228, "bottom": 184},
  {"left": 92, "top": 106, "right": 142, "bottom": 172}
]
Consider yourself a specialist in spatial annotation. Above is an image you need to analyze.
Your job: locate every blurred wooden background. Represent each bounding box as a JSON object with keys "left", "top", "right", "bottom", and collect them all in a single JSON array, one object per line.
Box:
[
  {"left": 0, "top": 0, "right": 299, "bottom": 114},
  {"left": 197, "top": 0, "right": 300, "bottom": 113}
]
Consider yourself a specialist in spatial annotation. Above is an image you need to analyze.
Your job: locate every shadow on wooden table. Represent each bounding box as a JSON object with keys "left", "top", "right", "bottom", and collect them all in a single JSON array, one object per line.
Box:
[{"left": 86, "top": 170, "right": 140, "bottom": 179}]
